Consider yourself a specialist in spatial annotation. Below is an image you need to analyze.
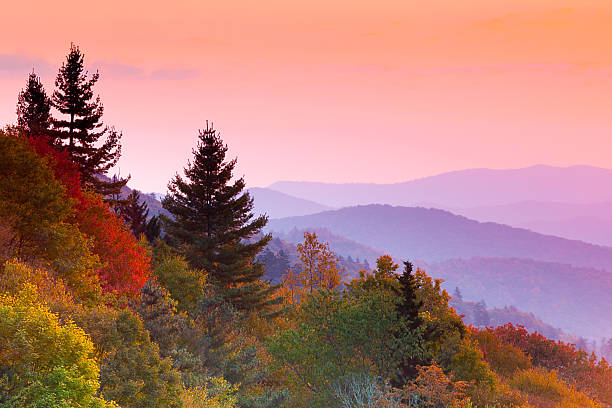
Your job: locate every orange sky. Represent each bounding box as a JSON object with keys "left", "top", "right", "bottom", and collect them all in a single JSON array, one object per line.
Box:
[{"left": 1, "top": 0, "right": 612, "bottom": 192}]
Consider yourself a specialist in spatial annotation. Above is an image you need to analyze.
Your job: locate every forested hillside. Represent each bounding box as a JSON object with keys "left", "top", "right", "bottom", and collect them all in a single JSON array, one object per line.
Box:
[
  {"left": 267, "top": 204, "right": 612, "bottom": 271},
  {"left": 2, "top": 45, "right": 612, "bottom": 408}
]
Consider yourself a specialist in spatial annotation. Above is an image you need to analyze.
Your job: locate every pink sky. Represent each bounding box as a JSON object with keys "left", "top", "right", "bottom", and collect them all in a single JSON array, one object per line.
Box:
[{"left": 1, "top": 0, "right": 612, "bottom": 192}]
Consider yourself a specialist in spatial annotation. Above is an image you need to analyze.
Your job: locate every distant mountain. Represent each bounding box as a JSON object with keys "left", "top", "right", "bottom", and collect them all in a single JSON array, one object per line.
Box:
[
  {"left": 272, "top": 228, "right": 383, "bottom": 265},
  {"left": 424, "top": 257, "right": 612, "bottom": 339},
  {"left": 517, "top": 217, "right": 612, "bottom": 247},
  {"left": 266, "top": 204, "right": 612, "bottom": 272},
  {"left": 269, "top": 165, "right": 612, "bottom": 208},
  {"left": 449, "top": 201, "right": 612, "bottom": 246},
  {"left": 248, "top": 187, "right": 332, "bottom": 219}
]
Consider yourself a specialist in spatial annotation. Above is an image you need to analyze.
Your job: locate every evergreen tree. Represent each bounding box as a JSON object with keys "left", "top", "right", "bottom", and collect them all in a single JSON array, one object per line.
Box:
[
  {"left": 119, "top": 190, "right": 149, "bottom": 237},
  {"left": 16, "top": 72, "right": 53, "bottom": 139},
  {"left": 145, "top": 215, "right": 162, "bottom": 242},
  {"left": 163, "top": 123, "right": 278, "bottom": 313},
  {"left": 396, "top": 261, "right": 424, "bottom": 330},
  {"left": 51, "top": 44, "right": 127, "bottom": 195},
  {"left": 393, "top": 261, "right": 425, "bottom": 384}
]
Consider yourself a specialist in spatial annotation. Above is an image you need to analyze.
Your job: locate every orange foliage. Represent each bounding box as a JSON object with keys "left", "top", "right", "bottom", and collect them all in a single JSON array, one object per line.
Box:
[{"left": 27, "top": 134, "right": 151, "bottom": 297}]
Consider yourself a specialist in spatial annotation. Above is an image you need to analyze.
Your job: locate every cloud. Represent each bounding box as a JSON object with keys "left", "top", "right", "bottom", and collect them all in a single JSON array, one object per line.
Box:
[
  {"left": 151, "top": 68, "right": 202, "bottom": 80},
  {"left": 0, "top": 53, "right": 54, "bottom": 78},
  {"left": 91, "top": 60, "right": 145, "bottom": 78}
]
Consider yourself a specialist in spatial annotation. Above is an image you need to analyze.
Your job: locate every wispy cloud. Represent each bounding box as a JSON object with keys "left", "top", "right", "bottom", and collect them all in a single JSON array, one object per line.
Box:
[
  {"left": 151, "top": 68, "right": 202, "bottom": 80},
  {"left": 91, "top": 60, "right": 145, "bottom": 78},
  {"left": 0, "top": 53, "right": 201, "bottom": 81},
  {"left": 0, "top": 53, "right": 54, "bottom": 78}
]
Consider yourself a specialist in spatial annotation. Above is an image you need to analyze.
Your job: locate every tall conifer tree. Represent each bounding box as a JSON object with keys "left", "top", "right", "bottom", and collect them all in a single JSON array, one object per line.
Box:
[
  {"left": 163, "top": 123, "right": 279, "bottom": 313},
  {"left": 51, "top": 44, "right": 126, "bottom": 195},
  {"left": 16, "top": 72, "right": 53, "bottom": 139}
]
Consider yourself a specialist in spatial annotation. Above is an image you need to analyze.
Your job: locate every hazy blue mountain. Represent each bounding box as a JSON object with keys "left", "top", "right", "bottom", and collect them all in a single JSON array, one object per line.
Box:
[
  {"left": 271, "top": 227, "right": 383, "bottom": 265},
  {"left": 268, "top": 165, "right": 612, "bottom": 208},
  {"left": 424, "top": 257, "right": 612, "bottom": 339},
  {"left": 248, "top": 187, "right": 332, "bottom": 219},
  {"left": 266, "top": 204, "right": 612, "bottom": 271}
]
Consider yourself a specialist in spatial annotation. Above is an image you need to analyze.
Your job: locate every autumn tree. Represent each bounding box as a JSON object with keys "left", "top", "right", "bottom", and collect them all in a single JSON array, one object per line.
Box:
[
  {"left": 279, "top": 232, "right": 345, "bottom": 304},
  {"left": 0, "top": 285, "right": 116, "bottom": 407},
  {"left": 163, "top": 123, "right": 277, "bottom": 313},
  {"left": 16, "top": 71, "right": 53, "bottom": 139},
  {"left": 0, "top": 130, "right": 71, "bottom": 259},
  {"left": 52, "top": 44, "right": 126, "bottom": 195}
]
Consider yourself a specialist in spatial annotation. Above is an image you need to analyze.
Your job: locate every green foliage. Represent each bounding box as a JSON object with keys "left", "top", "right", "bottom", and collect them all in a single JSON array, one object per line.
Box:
[
  {"left": 151, "top": 246, "right": 205, "bottom": 314},
  {"left": 0, "top": 284, "right": 116, "bottom": 408},
  {"left": 267, "top": 289, "right": 421, "bottom": 406},
  {"left": 88, "top": 309, "right": 183, "bottom": 408},
  {"left": 0, "top": 129, "right": 72, "bottom": 259}
]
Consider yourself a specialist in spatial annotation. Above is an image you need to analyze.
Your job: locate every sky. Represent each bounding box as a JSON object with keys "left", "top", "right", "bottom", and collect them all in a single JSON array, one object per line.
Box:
[{"left": 1, "top": 0, "right": 612, "bottom": 193}]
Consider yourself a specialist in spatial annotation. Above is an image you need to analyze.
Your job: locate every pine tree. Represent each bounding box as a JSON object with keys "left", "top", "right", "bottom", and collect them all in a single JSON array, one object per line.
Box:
[
  {"left": 51, "top": 44, "right": 127, "bottom": 195},
  {"left": 396, "top": 261, "right": 424, "bottom": 330},
  {"left": 393, "top": 261, "right": 425, "bottom": 384},
  {"left": 163, "top": 123, "right": 279, "bottom": 313},
  {"left": 119, "top": 190, "right": 149, "bottom": 237},
  {"left": 16, "top": 72, "right": 53, "bottom": 139}
]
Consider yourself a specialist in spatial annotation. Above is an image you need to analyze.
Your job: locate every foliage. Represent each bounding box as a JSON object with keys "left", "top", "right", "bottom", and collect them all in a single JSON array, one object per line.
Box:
[
  {"left": 510, "top": 368, "right": 600, "bottom": 408},
  {"left": 0, "top": 130, "right": 72, "bottom": 259},
  {"left": 75, "top": 190, "right": 151, "bottom": 296},
  {"left": 151, "top": 245, "right": 205, "bottom": 314},
  {"left": 0, "top": 284, "right": 116, "bottom": 408},
  {"left": 95, "top": 310, "right": 183, "bottom": 408},
  {"left": 279, "top": 232, "right": 346, "bottom": 304},
  {"left": 267, "top": 289, "right": 422, "bottom": 406}
]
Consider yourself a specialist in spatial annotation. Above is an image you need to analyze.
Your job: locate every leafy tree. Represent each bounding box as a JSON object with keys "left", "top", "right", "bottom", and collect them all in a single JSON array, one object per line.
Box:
[
  {"left": 119, "top": 190, "right": 149, "bottom": 237},
  {"left": 16, "top": 71, "right": 53, "bottom": 138},
  {"left": 95, "top": 310, "right": 183, "bottom": 408},
  {"left": 51, "top": 44, "right": 126, "bottom": 195},
  {"left": 151, "top": 246, "right": 205, "bottom": 314},
  {"left": 0, "top": 284, "right": 116, "bottom": 408},
  {"left": 0, "top": 129, "right": 71, "bottom": 259},
  {"left": 279, "top": 232, "right": 345, "bottom": 304},
  {"left": 163, "top": 123, "right": 277, "bottom": 313},
  {"left": 267, "top": 289, "right": 421, "bottom": 407}
]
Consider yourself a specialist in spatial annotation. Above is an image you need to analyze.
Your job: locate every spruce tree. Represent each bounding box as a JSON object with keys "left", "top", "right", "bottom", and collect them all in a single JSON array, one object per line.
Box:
[
  {"left": 163, "top": 123, "right": 279, "bottom": 313},
  {"left": 393, "top": 261, "right": 425, "bottom": 384},
  {"left": 51, "top": 44, "right": 126, "bottom": 195},
  {"left": 119, "top": 190, "right": 149, "bottom": 237},
  {"left": 16, "top": 72, "right": 53, "bottom": 139},
  {"left": 396, "top": 261, "right": 424, "bottom": 329}
]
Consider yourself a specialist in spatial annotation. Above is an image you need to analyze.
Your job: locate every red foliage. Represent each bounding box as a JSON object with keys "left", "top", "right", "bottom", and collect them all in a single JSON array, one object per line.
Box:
[
  {"left": 27, "top": 134, "right": 151, "bottom": 296},
  {"left": 75, "top": 191, "right": 150, "bottom": 296},
  {"left": 477, "top": 324, "right": 612, "bottom": 404}
]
